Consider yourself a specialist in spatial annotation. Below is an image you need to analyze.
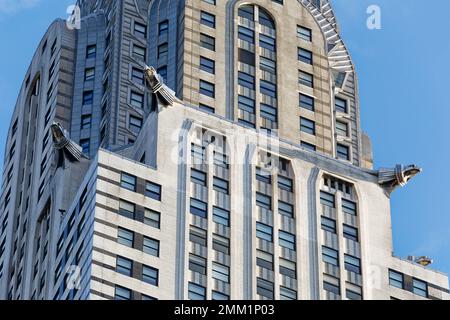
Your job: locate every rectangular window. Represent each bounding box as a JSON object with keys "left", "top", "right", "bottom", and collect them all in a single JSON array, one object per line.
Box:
[
  {"left": 189, "top": 254, "right": 207, "bottom": 275},
  {"left": 278, "top": 201, "right": 294, "bottom": 218},
  {"left": 133, "top": 45, "right": 146, "bottom": 60},
  {"left": 143, "top": 237, "right": 160, "bottom": 257},
  {"left": 117, "top": 227, "right": 134, "bottom": 248},
  {"left": 278, "top": 176, "right": 293, "bottom": 192},
  {"left": 344, "top": 254, "right": 361, "bottom": 274},
  {"left": 145, "top": 181, "right": 162, "bottom": 201},
  {"left": 188, "top": 282, "right": 206, "bottom": 300},
  {"left": 343, "top": 224, "right": 358, "bottom": 242},
  {"left": 144, "top": 209, "right": 161, "bottom": 229},
  {"left": 119, "top": 200, "right": 135, "bottom": 219},
  {"left": 257, "top": 278, "right": 274, "bottom": 299},
  {"left": 300, "top": 117, "right": 315, "bottom": 135},
  {"left": 82, "top": 91, "right": 93, "bottom": 105},
  {"left": 279, "top": 258, "right": 297, "bottom": 279},
  {"left": 86, "top": 45, "right": 96, "bottom": 59},
  {"left": 131, "top": 67, "right": 144, "bottom": 84},
  {"left": 157, "top": 66, "right": 167, "bottom": 80},
  {"left": 200, "top": 11, "right": 216, "bottom": 28},
  {"left": 298, "top": 48, "right": 313, "bottom": 64},
  {"left": 297, "top": 25, "right": 312, "bottom": 41},
  {"left": 213, "top": 177, "right": 229, "bottom": 194},
  {"left": 115, "top": 286, "right": 131, "bottom": 300},
  {"left": 81, "top": 114, "right": 91, "bottom": 130},
  {"left": 190, "top": 198, "right": 208, "bottom": 218},
  {"left": 199, "top": 104, "right": 215, "bottom": 113},
  {"left": 84, "top": 67, "right": 95, "bottom": 81},
  {"left": 320, "top": 191, "right": 335, "bottom": 208},
  {"left": 301, "top": 141, "right": 316, "bottom": 151},
  {"left": 323, "top": 281, "right": 340, "bottom": 295},
  {"left": 256, "top": 250, "right": 273, "bottom": 270},
  {"left": 200, "top": 80, "right": 215, "bottom": 98},
  {"left": 256, "top": 222, "right": 273, "bottom": 242},
  {"left": 158, "top": 20, "right": 169, "bottom": 36},
  {"left": 280, "top": 287, "right": 297, "bottom": 300},
  {"left": 279, "top": 231, "right": 296, "bottom": 250},
  {"left": 191, "top": 169, "right": 207, "bottom": 186},
  {"left": 389, "top": 270, "right": 404, "bottom": 289},
  {"left": 336, "top": 121, "right": 349, "bottom": 137},
  {"left": 413, "top": 279, "right": 428, "bottom": 297},
  {"left": 238, "top": 71, "right": 255, "bottom": 90},
  {"left": 260, "top": 104, "right": 277, "bottom": 122},
  {"left": 190, "top": 226, "right": 207, "bottom": 247},
  {"left": 260, "top": 80, "right": 277, "bottom": 98},
  {"left": 157, "top": 43, "right": 168, "bottom": 58},
  {"left": 238, "top": 95, "right": 255, "bottom": 113},
  {"left": 213, "top": 207, "right": 230, "bottom": 227},
  {"left": 299, "top": 70, "right": 313, "bottom": 87},
  {"left": 238, "top": 26, "right": 255, "bottom": 44},
  {"left": 212, "top": 291, "right": 229, "bottom": 300},
  {"left": 142, "top": 265, "right": 159, "bottom": 286},
  {"left": 116, "top": 256, "right": 133, "bottom": 276},
  {"left": 256, "top": 192, "right": 272, "bottom": 210},
  {"left": 321, "top": 217, "right": 336, "bottom": 233},
  {"left": 200, "top": 56, "right": 215, "bottom": 74},
  {"left": 130, "top": 91, "right": 144, "bottom": 108},
  {"left": 337, "top": 144, "right": 350, "bottom": 161},
  {"left": 346, "top": 288, "right": 362, "bottom": 300},
  {"left": 342, "top": 199, "right": 357, "bottom": 216},
  {"left": 129, "top": 115, "right": 143, "bottom": 133},
  {"left": 80, "top": 139, "right": 90, "bottom": 154},
  {"left": 200, "top": 33, "right": 215, "bottom": 51},
  {"left": 134, "top": 22, "right": 147, "bottom": 37},
  {"left": 259, "top": 34, "right": 276, "bottom": 52},
  {"left": 213, "top": 234, "right": 230, "bottom": 254},
  {"left": 299, "top": 94, "right": 314, "bottom": 111},
  {"left": 212, "top": 263, "right": 230, "bottom": 283},
  {"left": 335, "top": 97, "right": 348, "bottom": 113},
  {"left": 120, "top": 172, "right": 136, "bottom": 191},
  {"left": 256, "top": 168, "right": 271, "bottom": 184},
  {"left": 322, "top": 246, "right": 339, "bottom": 266}
]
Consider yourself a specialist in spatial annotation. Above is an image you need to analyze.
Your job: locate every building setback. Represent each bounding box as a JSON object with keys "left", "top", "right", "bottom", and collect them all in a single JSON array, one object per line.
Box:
[{"left": 0, "top": 0, "right": 449, "bottom": 300}]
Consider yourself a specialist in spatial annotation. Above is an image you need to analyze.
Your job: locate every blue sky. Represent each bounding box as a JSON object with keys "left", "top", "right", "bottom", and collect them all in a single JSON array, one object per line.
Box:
[{"left": 0, "top": 0, "right": 449, "bottom": 276}]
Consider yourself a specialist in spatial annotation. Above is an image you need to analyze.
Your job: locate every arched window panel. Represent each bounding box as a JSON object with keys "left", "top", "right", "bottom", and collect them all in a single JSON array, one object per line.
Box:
[{"left": 258, "top": 8, "right": 275, "bottom": 30}]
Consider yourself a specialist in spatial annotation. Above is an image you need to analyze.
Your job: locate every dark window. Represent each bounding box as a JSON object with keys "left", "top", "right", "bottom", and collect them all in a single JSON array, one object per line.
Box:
[
  {"left": 413, "top": 279, "right": 428, "bottom": 298},
  {"left": 320, "top": 191, "right": 335, "bottom": 208},
  {"left": 200, "top": 80, "right": 215, "bottom": 98},
  {"left": 322, "top": 246, "right": 338, "bottom": 266},
  {"left": 200, "top": 11, "right": 216, "bottom": 28},
  {"left": 297, "top": 25, "right": 312, "bottom": 41},
  {"left": 120, "top": 173, "right": 136, "bottom": 191},
  {"left": 298, "top": 48, "right": 313, "bottom": 64},
  {"left": 115, "top": 286, "right": 131, "bottom": 300},
  {"left": 299, "top": 70, "right": 313, "bottom": 87},
  {"left": 190, "top": 198, "right": 208, "bottom": 218},
  {"left": 158, "top": 20, "right": 169, "bottom": 36},
  {"left": 188, "top": 282, "right": 206, "bottom": 300},
  {"left": 321, "top": 217, "right": 336, "bottom": 233},
  {"left": 200, "top": 56, "right": 215, "bottom": 74},
  {"left": 142, "top": 266, "right": 158, "bottom": 286},
  {"left": 279, "top": 231, "right": 296, "bottom": 250},
  {"left": 191, "top": 169, "right": 207, "bottom": 186},
  {"left": 337, "top": 144, "right": 350, "bottom": 161},
  {"left": 256, "top": 222, "right": 273, "bottom": 242},
  {"left": 238, "top": 26, "right": 254, "bottom": 44},
  {"left": 257, "top": 278, "right": 274, "bottom": 299},
  {"left": 116, "top": 256, "right": 133, "bottom": 276},
  {"left": 145, "top": 181, "right": 162, "bottom": 201},
  {"left": 213, "top": 207, "right": 230, "bottom": 226},
  {"left": 200, "top": 33, "right": 215, "bottom": 51},
  {"left": 342, "top": 199, "right": 357, "bottom": 216},
  {"left": 80, "top": 139, "right": 90, "bottom": 154},
  {"left": 213, "top": 177, "right": 229, "bottom": 194},
  {"left": 256, "top": 192, "right": 271, "bottom": 210},
  {"left": 144, "top": 209, "right": 160, "bottom": 229},
  {"left": 278, "top": 201, "right": 294, "bottom": 218},
  {"left": 301, "top": 141, "right": 316, "bottom": 151},
  {"left": 343, "top": 224, "right": 358, "bottom": 242},
  {"left": 335, "top": 97, "right": 348, "bottom": 113},
  {"left": 134, "top": 22, "right": 146, "bottom": 37},
  {"left": 157, "top": 43, "right": 168, "bottom": 59},
  {"left": 189, "top": 254, "right": 207, "bottom": 275},
  {"left": 129, "top": 115, "right": 143, "bottom": 133},
  {"left": 344, "top": 254, "right": 361, "bottom": 274},
  {"left": 300, "top": 117, "right": 315, "bottom": 135},
  {"left": 82, "top": 91, "right": 93, "bottom": 105},
  {"left": 86, "top": 45, "right": 96, "bottom": 59},
  {"left": 81, "top": 114, "right": 92, "bottom": 130},
  {"left": 389, "top": 270, "right": 404, "bottom": 289},
  {"left": 118, "top": 200, "right": 135, "bottom": 219}
]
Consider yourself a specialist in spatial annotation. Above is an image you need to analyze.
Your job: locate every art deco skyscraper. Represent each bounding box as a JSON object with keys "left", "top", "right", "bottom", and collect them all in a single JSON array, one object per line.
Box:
[{"left": 0, "top": 0, "right": 448, "bottom": 300}]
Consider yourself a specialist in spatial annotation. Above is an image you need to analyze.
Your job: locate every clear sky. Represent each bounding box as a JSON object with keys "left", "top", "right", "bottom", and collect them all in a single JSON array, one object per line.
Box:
[{"left": 0, "top": 0, "right": 449, "bottom": 277}]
